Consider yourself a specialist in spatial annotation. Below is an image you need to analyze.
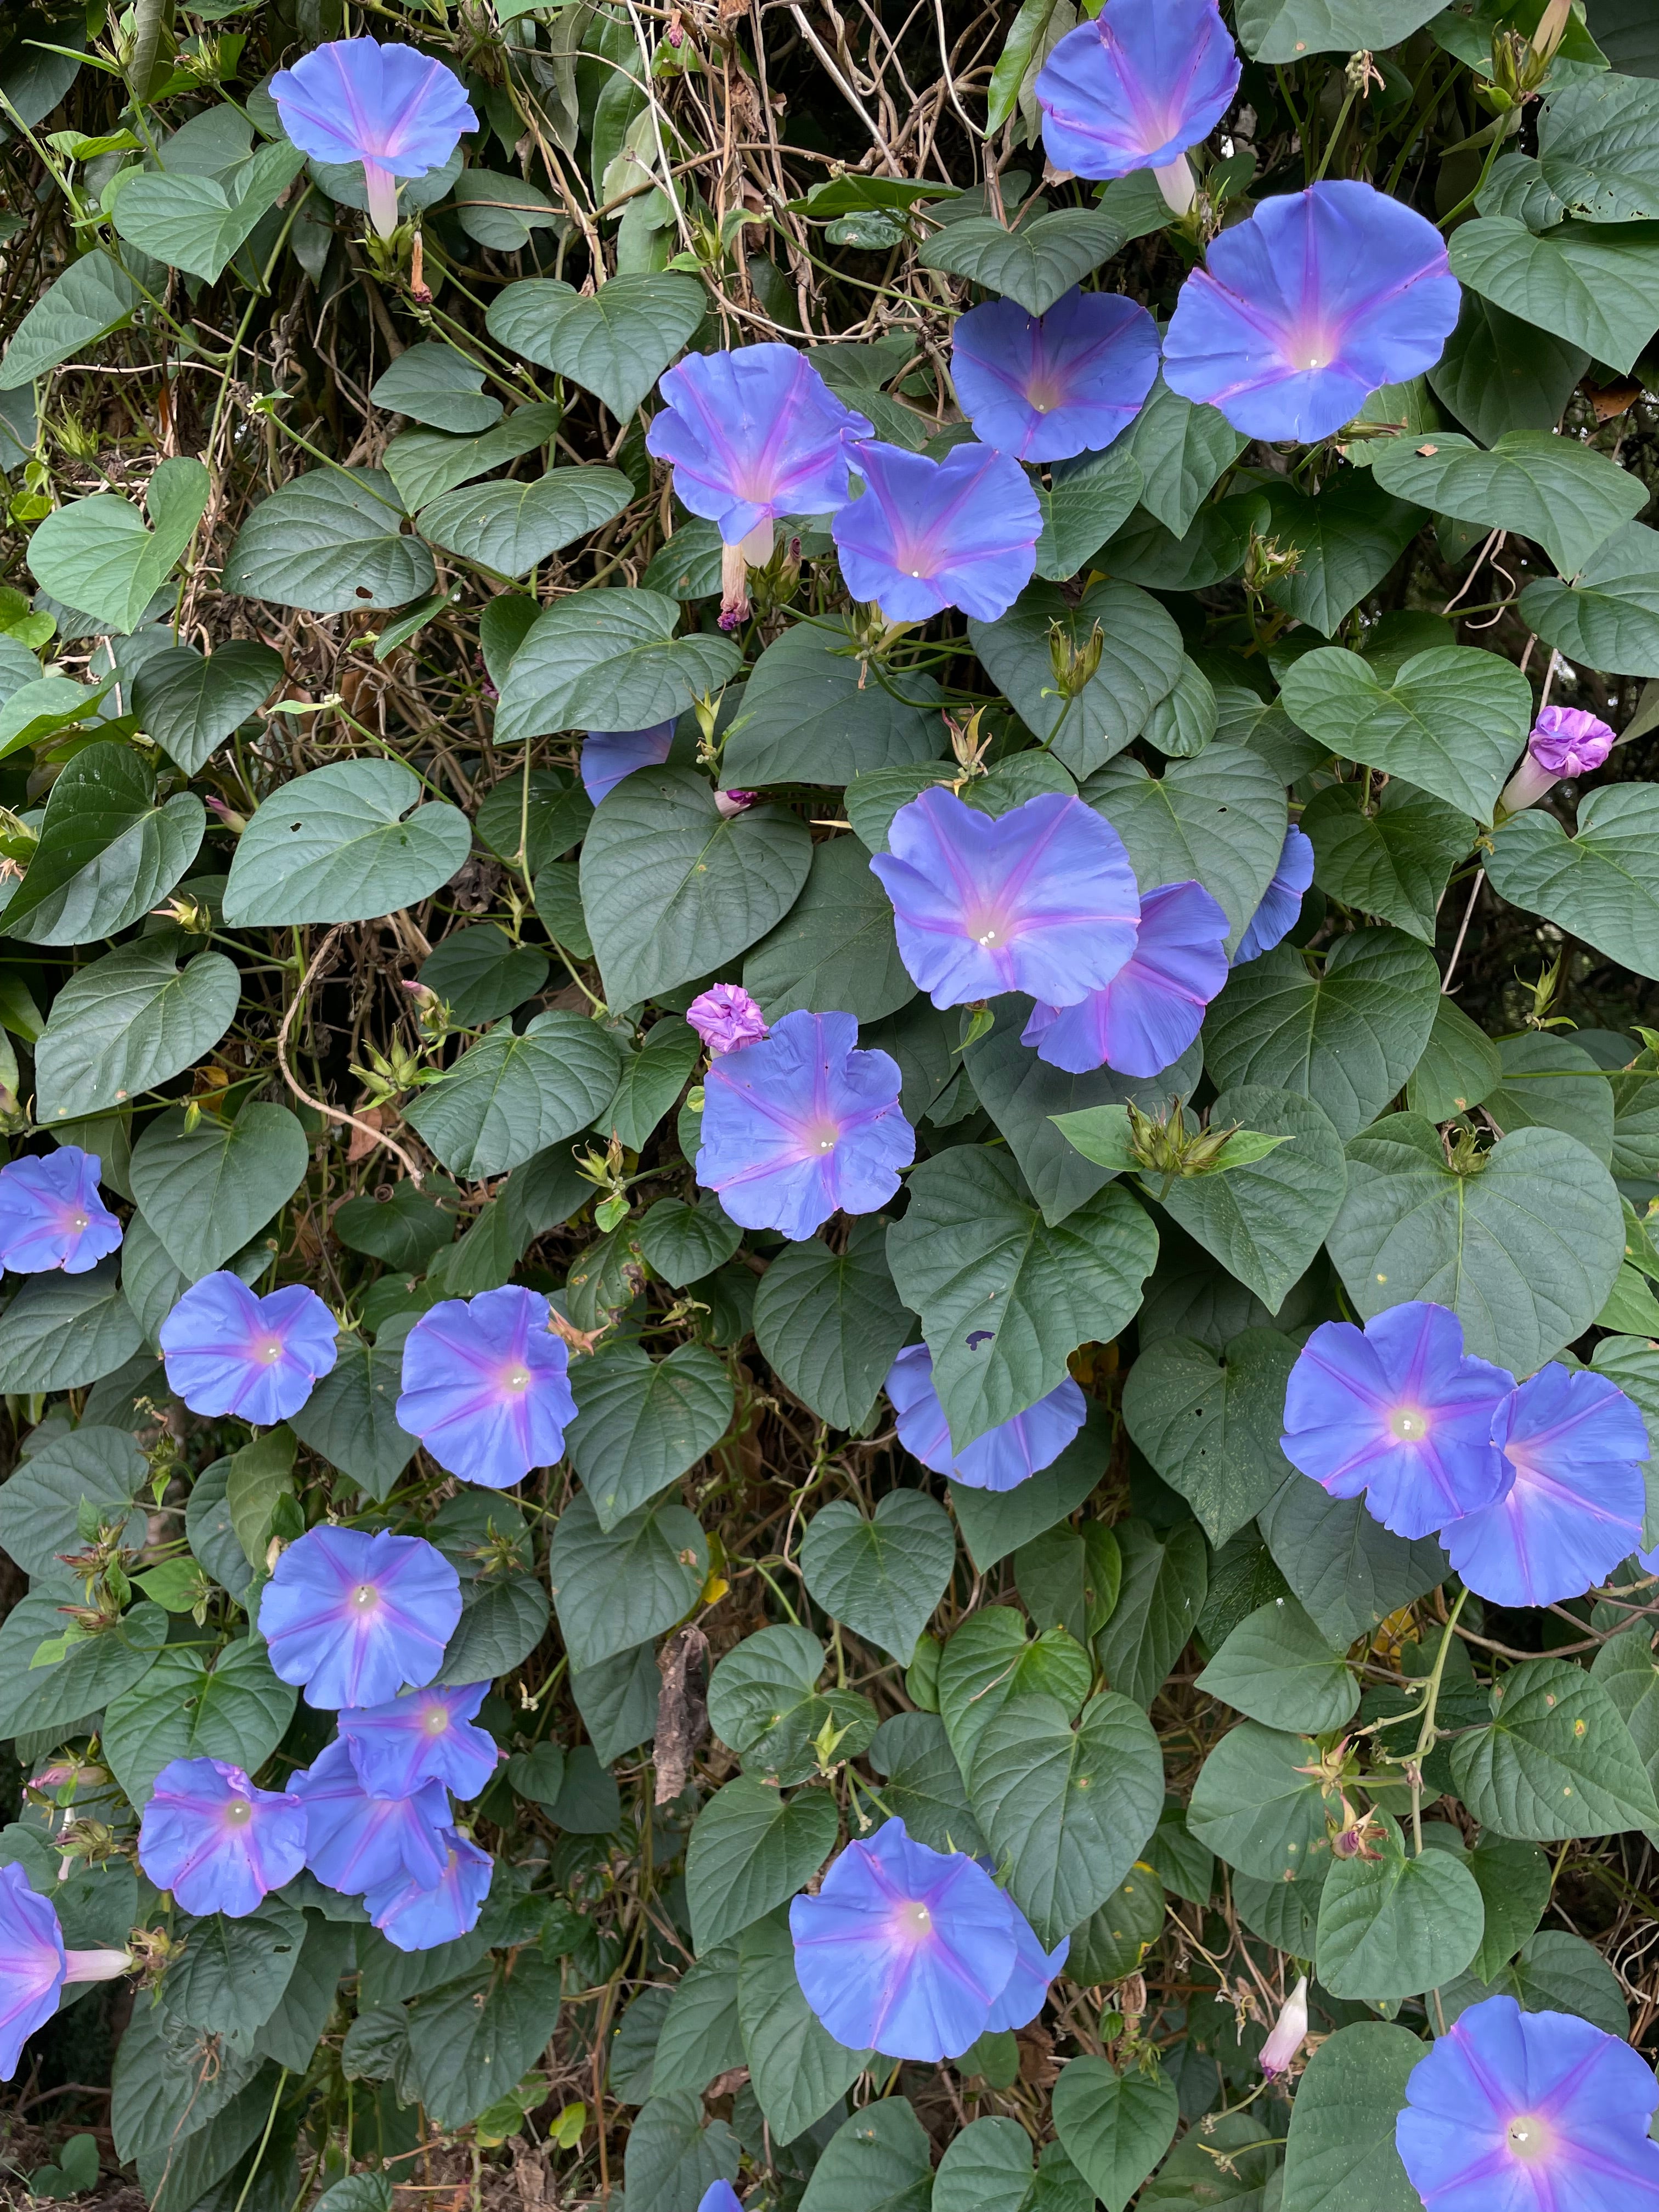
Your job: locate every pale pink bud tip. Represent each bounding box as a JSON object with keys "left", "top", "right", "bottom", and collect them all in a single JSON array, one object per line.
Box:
[
  {"left": 1260, "top": 1975, "right": 1309, "bottom": 2077},
  {"left": 64, "top": 1948, "right": 131, "bottom": 1984},
  {"left": 714, "top": 789, "right": 758, "bottom": 817}
]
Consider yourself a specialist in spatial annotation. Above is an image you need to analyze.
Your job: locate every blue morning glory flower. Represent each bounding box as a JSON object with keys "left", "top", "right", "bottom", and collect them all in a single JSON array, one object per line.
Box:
[
  {"left": 258, "top": 1525, "right": 461, "bottom": 1709},
  {"left": 270, "top": 38, "right": 477, "bottom": 238},
  {"left": 159, "top": 1273, "right": 339, "bottom": 1425},
  {"left": 1022, "top": 878, "right": 1229, "bottom": 1077},
  {"left": 582, "top": 725, "right": 675, "bottom": 806},
  {"left": 1036, "top": 0, "right": 1240, "bottom": 205},
  {"left": 871, "top": 787, "right": 1141, "bottom": 1010},
  {"left": 1163, "top": 181, "right": 1462, "bottom": 443},
  {"left": 789, "top": 1818, "right": 1057, "bottom": 2060},
  {"left": 647, "top": 345, "right": 872, "bottom": 551},
  {"left": 396, "top": 1285, "right": 578, "bottom": 1491},
  {"left": 363, "top": 1827, "right": 493, "bottom": 1952},
  {"left": 951, "top": 290, "right": 1160, "bottom": 463},
  {"left": 887, "top": 1345, "right": 1086, "bottom": 1493},
  {"left": 1281, "top": 1302, "right": 1514, "bottom": 1541},
  {"left": 292, "top": 1736, "right": 453, "bottom": 1896},
  {"left": 1232, "top": 826, "right": 1314, "bottom": 964},
  {"left": 0, "top": 1147, "right": 121, "bottom": 1275},
  {"left": 338, "top": 1683, "right": 498, "bottom": 1802},
  {"left": 0, "top": 1861, "right": 66, "bottom": 2082},
  {"left": 1441, "top": 1363, "right": 1650, "bottom": 1609},
  {"left": 695, "top": 1009, "right": 913, "bottom": 1242},
  {"left": 1397, "top": 1993, "right": 1659, "bottom": 2209},
  {"left": 138, "top": 1757, "right": 306, "bottom": 1920},
  {"left": 697, "top": 2190, "right": 742, "bottom": 2212},
  {"left": 831, "top": 441, "right": 1042, "bottom": 623}
]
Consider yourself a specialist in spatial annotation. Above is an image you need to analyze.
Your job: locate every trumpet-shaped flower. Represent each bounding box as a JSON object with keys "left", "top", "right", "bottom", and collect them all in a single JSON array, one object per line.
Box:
[
  {"left": 338, "top": 1683, "right": 497, "bottom": 1802},
  {"left": 397, "top": 1285, "right": 576, "bottom": 1491},
  {"left": 1281, "top": 1302, "right": 1514, "bottom": 1540},
  {"left": 1259, "top": 1977, "right": 1310, "bottom": 2078},
  {"left": 1163, "top": 182, "right": 1461, "bottom": 444},
  {"left": 259, "top": 1525, "right": 461, "bottom": 1709},
  {"left": 364, "top": 1827, "right": 492, "bottom": 1951},
  {"left": 582, "top": 725, "right": 675, "bottom": 807},
  {"left": 831, "top": 441, "right": 1041, "bottom": 623},
  {"left": 1441, "top": 1363, "right": 1649, "bottom": 1608},
  {"left": 1021, "top": 878, "right": 1229, "bottom": 1077},
  {"left": 0, "top": 1148, "right": 121, "bottom": 1276},
  {"left": 687, "top": 983, "right": 769, "bottom": 1056},
  {"left": 0, "top": 1862, "right": 66, "bottom": 2081},
  {"left": 695, "top": 1010, "right": 912, "bottom": 1242},
  {"left": 1233, "top": 826, "right": 1314, "bottom": 964},
  {"left": 871, "top": 786, "right": 1140, "bottom": 1010},
  {"left": 138, "top": 1757, "right": 307, "bottom": 1919},
  {"left": 887, "top": 1344, "right": 1086, "bottom": 1493},
  {"left": 292, "top": 1737, "right": 453, "bottom": 1896},
  {"left": 1396, "top": 1993, "right": 1659, "bottom": 2209},
  {"left": 1036, "top": 0, "right": 1240, "bottom": 198},
  {"left": 1500, "top": 706, "right": 1617, "bottom": 815},
  {"left": 647, "top": 346, "right": 872, "bottom": 548},
  {"left": 984, "top": 1908, "right": 1071, "bottom": 2032},
  {"left": 270, "top": 38, "right": 476, "bottom": 238},
  {"left": 789, "top": 1818, "right": 1060, "bottom": 2060},
  {"left": 0, "top": 1864, "right": 127, "bottom": 2083},
  {"left": 951, "top": 290, "right": 1160, "bottom": 463},
  {"left": 159, "top": 1273, "right": 338, "bottom": 1426}
]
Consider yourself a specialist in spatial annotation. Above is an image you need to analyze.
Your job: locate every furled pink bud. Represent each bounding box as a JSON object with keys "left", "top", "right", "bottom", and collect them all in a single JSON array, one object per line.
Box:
[
  {"left": 1499, "top": 704, "right": 1616, "bottom": 814},
  {"left": 1260, "top": 1975, "right": 1309, "bottom": 2077},
  {"left": 714, "top": 789, "right": 758, "bottom": 818},
  {"left": 686, "top": 983, "right": 769, "bottom": 1056}
]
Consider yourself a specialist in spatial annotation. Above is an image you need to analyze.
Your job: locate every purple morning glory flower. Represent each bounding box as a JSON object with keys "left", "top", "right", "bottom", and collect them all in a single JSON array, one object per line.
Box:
[
  {"left": 887, "top": 1344, "right": 1086, "bottom": 1493},
  {"left": 1021, "top": 878, "right": 1228, "bottom": 1078},
  {"left": 1162, "top": 182, "right": 1462, "bottom": 444},
  {"left": 687, "top": 983, "right": 769, "bottom": 1056},
  {"left": 1441, "top": 1363, "right": 1649, "bottom": 1609},
  {"left": 292, "top": 1736, "right": 452, "bottom": 1895},
  {"left": 647, "top": 345, "right": 872, "bottom": 551},
  {"left": 1281, "top": 1302, "right": 1515, "bottom": 1541},
  {"left": 1233, "top": 826, "right": 1314, "bottom": 965},
  {"left": 698, "top": 2190, "right": 741, "bottom": 2212},
  {"left": 159, "top": 1273, "right": 339, "bottom": 1425},
  {"left": 0, "top": 1861, "right": 65, "bottom": 2082},
  {"left": 1036, "top": 0, "right": 1240, "bottom": 207},
  {"left": 0, "top": 1147, "right": 121, "bottom": 1276},
  {"left": 951, "top": 290, "right": 1160, "bottom": 464},
  {"left": 258, "top": 1525, "right": 461, "bottom": 1710},
  {"left": 696, "top": 1010, "right": 912, "bottom": 1242},
  {"left": 363, "top": 1827, "right": 492, "bottom": 1951},
  {"left": 270, "top": 38, "right": 477, "bottom": 239},
  {"left": 871, "top": 786, "right": 1141, "bottom": 1010},
  {"left": 396, "top": 1285, "right": 577, "bottom": 1491},
  {"left": 0, "top": 1863, "right": 127, "bottom": 2082},
  {"left": 1396, "top": 1994, "right": 1659, "bottom": 2210},
  {"left": 1500, "top": 705, "right": 1617, "bottom": 815},
  {"left": 831, "top": 441, "right": 1042, "bottom": 624},
  {"left": 985, "top": 1909, "right": 1070, "bottom": 2033},
  {"left": 338, "top": 1683, "right": 498, "bottom": 1802},
  {"left": 137, "top": 1757, "right": 306, "bottom": 1919},
  {"left": 789, "top": 1818, "right": 1053, "bottom": 2061},
  {"left": 582, "top": 725, "right": 675, "bottom": 806}
]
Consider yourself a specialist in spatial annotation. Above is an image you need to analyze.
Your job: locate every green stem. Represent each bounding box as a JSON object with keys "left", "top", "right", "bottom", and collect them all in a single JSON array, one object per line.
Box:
[
  {"left": 1408, "top": 1585, "right": 1471, "bottom": 1853},
  {"left": 230, "top": 2069, "right": 287, "bottom": 2212}
]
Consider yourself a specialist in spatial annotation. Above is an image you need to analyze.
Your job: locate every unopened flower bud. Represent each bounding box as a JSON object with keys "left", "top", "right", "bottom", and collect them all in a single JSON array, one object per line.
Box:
[
  {"left": 687, "top": 983, "right": 768, "bottom": 1056},
  {"left": 1260, "top": 1976, "right": 1309, "bottom": 2077},
  {"left": 715, "top": 788, "right": 758, "bottom": 818},
  {"left": 1047, "top": 618, "right": 1104, "bottom": 701}
]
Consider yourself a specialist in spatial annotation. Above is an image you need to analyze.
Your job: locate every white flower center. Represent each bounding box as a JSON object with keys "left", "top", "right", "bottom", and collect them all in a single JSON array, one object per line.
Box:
[
  {"left": 1389, "top": 1407, "right": 1428, "bottom": 1442},
  {"left": 259, "top": 1338, "right": 285, "bottom": 1364},
  {"left": 423, "top": 1705, "right": 450, "bottom": 1735},
  {"left": 505, "top": 1365, "right": 532, "bottom": 1393},
  {"left": 352, "top": 1583, "right": 379, "bottom": 1611},
  {"left": 893, "top": 1899, "right": 932, "bottom": 1939},
  {"left": 1506, "top": 2115, "right": 1550, "bottom": 2162},
  {"left": 224, "top": 1798, "right": 252, "bottom": 1827},
  {"left": 71, "top": 1212, "right": 89, "bottom": 1232}
]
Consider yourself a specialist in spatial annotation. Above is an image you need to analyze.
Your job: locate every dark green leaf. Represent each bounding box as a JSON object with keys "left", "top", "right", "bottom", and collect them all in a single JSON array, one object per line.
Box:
[
  {"left": 1187, "top": 1720, "right": 1335, "bottom": 1883},
  {"left": 1051, "top": 2058, "right": 1178, "bottom": 2212},
  {"left": 1094, "top": 1518, "right": 1208, "bottom": 1707},
  {"left": 1314, "top": 1821, "right": 1485, "bottom": 2000},
  {"left": 130, "top": 1102, "right": 308, "bottom": 1277},
  {"left": 418, "top": 466, "right": 633, "bottom": 577},
  {"left": 1258, "top": 1471, "right": 1449, "bottom": 1649},
  {"left": 1489, "top": 782, "right": 1659, "bottom": 980},
  {"left": 1520, "top": 521, "right": 1659, "bottom": 676},
  {"left": 404, "top": 1011, "right": 624, "bottom": 1180},
  {"left": 722, "top": 619, "right": 944, "bottom": 787},
  {"left": 1255, "top": 473, "right": 1425, "bottom": 638},
  {"left": 968, "top": 579, "right": 1184, "bottom": 778},
  {"left": 222, "top": 758, "right": 471, "bottom": 927},
  {"left": 1429, "top": 291, "right": 1589, "bottom": 448},
  {"left": 800, "top": 1490, "right": 955, "bottom": 1661},
  {"left": 1280, "top": 647, "right": 1530, "bottom": 825},
  {"left": 1085, "top": 744, "right": 1288, "bottom": 953},
  {"left": 1448, "top": 216, "right": 1659, "bottom": 375},
  {"left": 102, "top": 1636, "right": 296, "bottom": 1804},
  {"left": 1278, "top": 2022, "right": 1424, "bottom": 2212},
  {"left": 1327, "top": 1114, "right": 1623, "bottom": 1374},
  {"left": 1196, "top": 1595, "right": 1358, "bottom": 1735},
  {"left": 737, "top": 1907, "right": 871, "bottom": 2143},
  {"left": 568, "top": 1340, "right": 734, "bottom": 1531},
  {"left": 224, "top": 468, "right": 436, "bottom": 613},
  {"left": 0, "top": 1259, "right": 144, "bottom": 1394},
  {"left": 799, "top": 2098, "right": 933, "bottom": 2212},
  {"left": 743, "top": 833, "right": 915, "bottom": 1024},
  {"left": 3, "top": 742, "right": 203, "bottom": 945},
  {"left": 1449, "top": 1655, "right": 1659, "bottom": 1839},
  {"left": 486, "top": 273, "right": 707, "bottom": 421},
  {"left": 580, "top": 766, "right": 811, "bottom": 1008},
  {"left": 1121, "top": 1333, "right": 1297, "bottom": 1549},
  {"left": 1155, "top": 1085, "right": 1348, "bottom": 1310},
  {"left": 36, "top": 939, "right": 239, "bottom": 1122},
  {"left": 685, "top": 1776, "right": 837, "bottom": 1953},
  {"left": 918, "top": 210, "right": 1135, "bottom": 314},
  {"left": 1304, "top": 779, "right": 1476, "bottom": 943},
  {"left": 548, "top": 1489, "right": 707, "bottom": 1672}
]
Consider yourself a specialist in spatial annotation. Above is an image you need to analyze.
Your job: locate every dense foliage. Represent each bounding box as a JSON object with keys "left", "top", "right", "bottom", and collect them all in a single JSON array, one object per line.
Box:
[{"left": 4, "top": 0, "right": 1659, "bottom": 2207}]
